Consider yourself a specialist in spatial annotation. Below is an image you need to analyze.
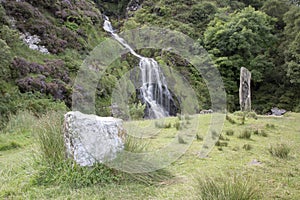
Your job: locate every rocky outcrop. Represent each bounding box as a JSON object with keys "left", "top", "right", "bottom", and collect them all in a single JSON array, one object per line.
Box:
[{"left": 63, "top": 111, "right": 125, "bottom": 166}]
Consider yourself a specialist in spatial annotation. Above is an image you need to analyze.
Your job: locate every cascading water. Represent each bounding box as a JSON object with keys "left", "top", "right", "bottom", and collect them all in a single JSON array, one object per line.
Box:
[{"left": 103, "top": 16, "right": 174, "bottom": 119}]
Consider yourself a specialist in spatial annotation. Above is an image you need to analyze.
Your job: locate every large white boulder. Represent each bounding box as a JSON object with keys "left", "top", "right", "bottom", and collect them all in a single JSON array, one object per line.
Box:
[{"left": 63, "top": 111, "right": 125, "bottom": 166}]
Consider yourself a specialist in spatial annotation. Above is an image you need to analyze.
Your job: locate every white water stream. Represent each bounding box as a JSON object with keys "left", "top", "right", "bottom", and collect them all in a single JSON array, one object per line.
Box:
[{"left": 103, "top": 16, "right": 173, "bottom": 118}]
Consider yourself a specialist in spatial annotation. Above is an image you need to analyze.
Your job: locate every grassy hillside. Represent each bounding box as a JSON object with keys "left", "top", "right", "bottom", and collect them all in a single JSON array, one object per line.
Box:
[
  {"left": 0, "top": 111, "right": 299, "bottom": 199},
  {"left": 0, "top": 1, "right": 299, "bottom": 198}
]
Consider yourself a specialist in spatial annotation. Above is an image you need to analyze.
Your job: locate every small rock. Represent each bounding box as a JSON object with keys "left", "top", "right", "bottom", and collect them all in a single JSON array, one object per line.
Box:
[
  {"left": 270, "top": 107, "right": 286, "bottom": 116},
  {"left": 200, "top": 109, "right": 213, "bottom": 114},
  {"left": 249, "top": 159, "right": 262, "bottom": 166}
]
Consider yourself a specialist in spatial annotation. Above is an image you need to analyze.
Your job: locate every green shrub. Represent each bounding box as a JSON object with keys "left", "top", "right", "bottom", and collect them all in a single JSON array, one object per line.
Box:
[
  {"left": 269, "top": 143, "right": 290, "bottom": 159},
  {"left": 129, "top": 103, "right": 146, "bottom": 120},
  {"left": 196, "top": 175, "right": 260, "bottom": 200},
  {"left": 238, "top": 130, "right": 252, "bottom": 139}
]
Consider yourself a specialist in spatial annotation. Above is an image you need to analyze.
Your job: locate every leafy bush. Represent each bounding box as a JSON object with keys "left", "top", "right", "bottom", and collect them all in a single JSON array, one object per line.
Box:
[
  {"left": 196, "top": 175, "right": 260, "bottom": 200},
  {"left": 269, "top": 143, "right": 290, "bottom": 159}
]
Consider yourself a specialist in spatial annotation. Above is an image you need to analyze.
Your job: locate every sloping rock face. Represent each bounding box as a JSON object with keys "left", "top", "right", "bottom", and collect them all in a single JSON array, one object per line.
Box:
[{"left": 64, "top": 111, "right": 125, "bottom": 166}]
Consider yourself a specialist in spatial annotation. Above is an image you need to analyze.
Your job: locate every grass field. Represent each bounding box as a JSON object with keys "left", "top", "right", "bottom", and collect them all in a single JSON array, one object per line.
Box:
[{"left": 0, "top": 111, "right": 299, "bottom": 199}]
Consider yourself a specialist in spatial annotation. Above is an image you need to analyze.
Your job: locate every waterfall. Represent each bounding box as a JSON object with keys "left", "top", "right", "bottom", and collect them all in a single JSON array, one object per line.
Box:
[{"left": 103, "top": 16, "right": 173, "bottom": 119}]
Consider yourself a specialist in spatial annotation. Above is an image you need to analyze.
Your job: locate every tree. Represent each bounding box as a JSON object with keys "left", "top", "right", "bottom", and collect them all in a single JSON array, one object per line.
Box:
[
  {"left": 262, "top": 0, "right": 290, "bottom": 31},
  {"left": 203, "top": 6, "right": 277, "bottom": 110},
  {"left": 283, "top": 6, "right": 300, "bottom": 84}
]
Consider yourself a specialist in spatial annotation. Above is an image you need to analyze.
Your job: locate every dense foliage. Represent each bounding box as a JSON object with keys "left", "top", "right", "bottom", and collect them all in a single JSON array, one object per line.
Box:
[{"left": 0, "top": 0, "right": 299, "bottom": 128}]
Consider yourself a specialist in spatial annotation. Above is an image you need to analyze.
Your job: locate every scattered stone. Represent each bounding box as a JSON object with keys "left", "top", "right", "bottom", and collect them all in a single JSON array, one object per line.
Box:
[
  {"left": 248, "top": 159, "right": 263, "bottom": 166},
  {"left": 127, "top": 0, "right": 142, "bottom": 12},
  {"left": 63, "top": 111, "right": 125, "bottom": 167},
  {"left": 239, "top": 67, "right": 251, "bottom": 111},
  {"left": 200, "top": 109, "right": 213, "bottom": 114},
  {"left": 270, "top": 107, "right": 287, "bottom": 116},
  {"left": 20, "top": 33, "right": 49, "bottom": 54}
]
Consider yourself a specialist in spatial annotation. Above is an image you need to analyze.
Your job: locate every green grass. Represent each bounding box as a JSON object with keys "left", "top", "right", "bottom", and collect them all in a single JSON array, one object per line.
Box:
[
  {"left": 0, "top": 112, "right": 300, "bottom": 199},
  {"left": 268, "top": 143, "right": 291, "bottom": 159},
  {"left": 196, "top": 175, "right": 260, "bottom": 200},
  {"left": 238, "top": 129, "right": 252, "bottom": 139}
]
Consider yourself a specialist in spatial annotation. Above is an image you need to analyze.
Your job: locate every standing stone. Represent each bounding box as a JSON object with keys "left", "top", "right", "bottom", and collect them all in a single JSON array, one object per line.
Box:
[
  {"left": 63, "top": 111, "right": 125, "bottom": 166},
  {"left": 239, "top": 67, "right": 251, "bottom": 111}
]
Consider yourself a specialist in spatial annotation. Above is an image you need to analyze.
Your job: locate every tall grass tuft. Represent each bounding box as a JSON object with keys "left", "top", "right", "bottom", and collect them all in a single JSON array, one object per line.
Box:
[
  {"left": 34, "top": 111, "right": 65, "bottom": 165},
  {"left": 226, "top": 115, "right": 236, "bottom": 124},
  {"left": 2, "top": 110, "right": 36, "bottom": 134},
  {"left": 225, "top": 129, "right": 234, "bottom": 136},
  {"left": 238, "top": 130, "right": 252, "bottom": 139},
  {"left": 124, "top": 135, "right": 148, "bottom": 153},
  {"left": 196, "top": 175, "right": 260, "bottom": 200},
  {"left": 268, "top": 143, "right": 290, "bottom": 159},
  {"left": 0, "top": 111, "right": 37, "bottom": 151}
]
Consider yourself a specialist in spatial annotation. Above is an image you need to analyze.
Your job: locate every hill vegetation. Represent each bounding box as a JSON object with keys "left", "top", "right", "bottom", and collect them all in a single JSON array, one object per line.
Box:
[{"left": 0, "top": 0, "right": 299, "bottom": 126}]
